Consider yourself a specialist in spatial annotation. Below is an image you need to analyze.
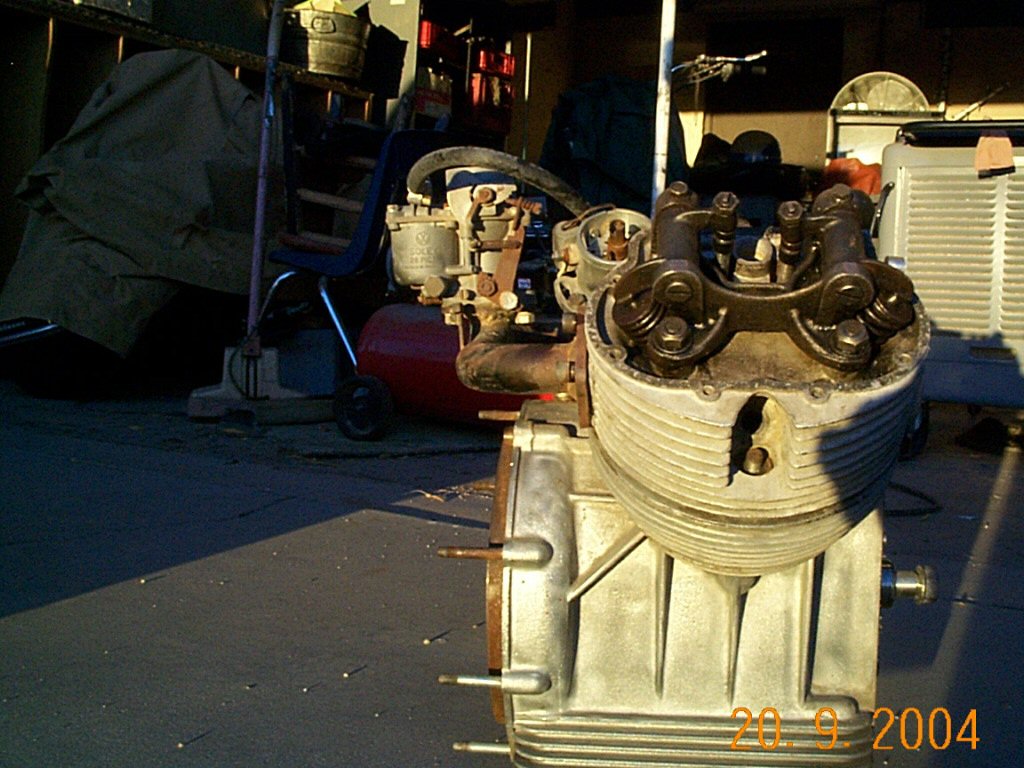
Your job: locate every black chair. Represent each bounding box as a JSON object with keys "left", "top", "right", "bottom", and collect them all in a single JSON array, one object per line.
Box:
[{"left": 264, "top": 129, "right": 453, "bottom": 439}]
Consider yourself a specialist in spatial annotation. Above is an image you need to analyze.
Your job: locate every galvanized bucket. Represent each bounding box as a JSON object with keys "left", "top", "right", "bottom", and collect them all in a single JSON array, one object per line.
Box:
[{"left": 282, "top": 10, "right": 371, "bottom": 80}]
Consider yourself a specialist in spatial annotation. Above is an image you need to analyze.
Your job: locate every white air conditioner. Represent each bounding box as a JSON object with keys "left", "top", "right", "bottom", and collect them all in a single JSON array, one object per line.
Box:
[{"left": 877, "top": 121, "right": 1024, "bottom": 407}]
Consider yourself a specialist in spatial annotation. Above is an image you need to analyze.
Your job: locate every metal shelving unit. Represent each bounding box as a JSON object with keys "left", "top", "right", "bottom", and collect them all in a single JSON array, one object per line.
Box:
[{"left": 0, "top": 0, "right": 372, "bottom": 292}]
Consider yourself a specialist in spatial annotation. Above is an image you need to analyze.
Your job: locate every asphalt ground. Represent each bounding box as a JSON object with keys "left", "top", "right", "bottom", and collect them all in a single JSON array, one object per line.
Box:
[{"left": 1, "top": 380, "right": 1021, "bottom": 767}]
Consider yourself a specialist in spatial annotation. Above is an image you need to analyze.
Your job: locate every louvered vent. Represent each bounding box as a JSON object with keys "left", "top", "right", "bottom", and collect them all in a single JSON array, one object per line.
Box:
[
  {"left": 899, "top": 164, "right": 1024, "bottom": 343},
  {"left": 1003, "top": 177, "right": 1024, "bottom": 339},
  {"left": 903, "top": 169, "right": 996, "bottom": 335}
]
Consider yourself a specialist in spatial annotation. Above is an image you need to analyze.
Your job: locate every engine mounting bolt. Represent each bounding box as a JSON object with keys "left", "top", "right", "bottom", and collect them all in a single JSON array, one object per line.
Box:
[
  {"left": 742, "top": 446, "right": 773, "bottom": 476},
  {"left": 438, "top": 546, "right": 503, "bottom": 560},
  {"left": 651, "top": 316, "right": 692, "bottom": 353},
  {"left": 881, "top": 561, "right": 938, "bottom": 607},
  {"left": 833, "top": 318, "right": 870, "bottom": 356}
]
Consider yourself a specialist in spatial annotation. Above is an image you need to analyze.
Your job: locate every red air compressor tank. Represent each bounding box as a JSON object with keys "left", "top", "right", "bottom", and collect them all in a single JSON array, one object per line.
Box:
[{"left": 356, "top": 303, "right": 527, "bottom": 423}]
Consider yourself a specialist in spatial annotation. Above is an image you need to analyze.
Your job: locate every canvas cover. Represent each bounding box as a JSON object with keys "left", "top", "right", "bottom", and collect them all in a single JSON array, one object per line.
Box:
[{"left": 0, "top": 49, "right": 283, "bottom": 356}]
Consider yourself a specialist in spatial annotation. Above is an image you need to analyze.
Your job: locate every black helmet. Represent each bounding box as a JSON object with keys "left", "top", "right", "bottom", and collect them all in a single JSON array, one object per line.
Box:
[{"left": 730, "top": 130, "right": 782, "bottom": 165}]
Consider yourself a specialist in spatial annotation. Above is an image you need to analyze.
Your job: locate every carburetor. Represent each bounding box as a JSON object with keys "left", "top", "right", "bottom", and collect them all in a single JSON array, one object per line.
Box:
[
  {"left": 390, "top": 148, "right": 935, "bottom": 767},
  {"left": 387, "top": 147, "right": 588, "bottom": 338}
]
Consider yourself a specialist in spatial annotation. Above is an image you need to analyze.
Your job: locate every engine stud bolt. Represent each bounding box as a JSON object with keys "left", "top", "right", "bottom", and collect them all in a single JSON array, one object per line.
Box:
[
  {"left": 438, "top": 546, "right": 503, "bottom": 561},
  {"left": 712, "top": 190, "right": 740, "bottom": 213},
  {"left": 742, "top": 446, "right": 773, "bottom": 476},
  {"left": 777, "top": 199, "right": 803, "bottom": 223}
]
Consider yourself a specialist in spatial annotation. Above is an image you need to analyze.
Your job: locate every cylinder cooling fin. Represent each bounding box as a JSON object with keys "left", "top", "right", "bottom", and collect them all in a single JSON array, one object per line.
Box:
[
  {"left": 585, "top": 321, "right": 926, "bottom": 576},
  {"left": 582, "top": 183, "right": 929, "bottom": 576}
]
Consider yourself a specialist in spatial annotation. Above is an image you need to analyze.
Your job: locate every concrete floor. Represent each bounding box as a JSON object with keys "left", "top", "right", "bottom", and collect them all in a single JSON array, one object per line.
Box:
[{"left": 1, "top": 380, "right": 1021, "bottom": 767}]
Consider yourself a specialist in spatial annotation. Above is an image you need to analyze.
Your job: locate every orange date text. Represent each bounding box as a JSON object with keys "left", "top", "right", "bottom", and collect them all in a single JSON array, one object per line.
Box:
[{"left": 729, "top": 706, "right": 979, "bottom": 751}]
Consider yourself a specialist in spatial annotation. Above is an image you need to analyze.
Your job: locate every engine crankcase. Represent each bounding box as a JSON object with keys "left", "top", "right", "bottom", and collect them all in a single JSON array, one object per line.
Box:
[{"left": 495, "top": 400, "right": 880, "bottom": 766}]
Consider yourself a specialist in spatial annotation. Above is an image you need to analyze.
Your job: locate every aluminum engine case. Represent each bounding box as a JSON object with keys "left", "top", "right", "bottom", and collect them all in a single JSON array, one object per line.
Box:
[{"left": 497, "top": 400, "right": 881, "bottom": 766}]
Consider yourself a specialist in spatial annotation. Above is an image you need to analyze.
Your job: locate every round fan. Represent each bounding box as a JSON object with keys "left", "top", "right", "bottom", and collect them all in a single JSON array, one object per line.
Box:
[{"left": 831, "top": 72, "right": 929, "bottom": 113}]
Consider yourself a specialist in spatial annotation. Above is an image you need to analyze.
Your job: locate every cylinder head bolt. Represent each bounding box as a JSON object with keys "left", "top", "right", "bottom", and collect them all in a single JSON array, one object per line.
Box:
[
  {"left": 645, "top": 316, "right": 693, "bottom": 375},
  {"left": 832, "top": 318, "right": 871, "bottom": 358}
]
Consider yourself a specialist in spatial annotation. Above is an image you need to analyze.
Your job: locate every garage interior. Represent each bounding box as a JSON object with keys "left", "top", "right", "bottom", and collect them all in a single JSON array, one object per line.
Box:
[{"left": 1, "top": 1, "right": 1022, "bottom": 767}]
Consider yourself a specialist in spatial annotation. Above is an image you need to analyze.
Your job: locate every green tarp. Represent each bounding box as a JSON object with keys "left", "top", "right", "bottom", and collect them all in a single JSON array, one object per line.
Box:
[{"left": 0, "top": 49, "right": 283, "bottom": 356}]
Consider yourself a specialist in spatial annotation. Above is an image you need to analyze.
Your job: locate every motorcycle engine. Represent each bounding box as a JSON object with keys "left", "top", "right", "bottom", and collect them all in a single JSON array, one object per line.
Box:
[{"left": 389, "top": 150, "right": 934, "bottom": 767}]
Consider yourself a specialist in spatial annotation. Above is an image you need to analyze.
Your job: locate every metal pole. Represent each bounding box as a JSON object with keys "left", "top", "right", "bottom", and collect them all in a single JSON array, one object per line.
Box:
[
  {"left": 520, "top": 32, "right": 533, "bottom": 161},
  {"left": 651, "top": 0, "right": 677, "bottom": 216},
  {"left": 246, "top": 0, "right": 287, "bottom": 348}
]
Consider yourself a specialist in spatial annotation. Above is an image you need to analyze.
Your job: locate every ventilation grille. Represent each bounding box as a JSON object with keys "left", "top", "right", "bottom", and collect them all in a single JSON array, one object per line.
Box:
[
  {"left": 1002, "top": 177, "right": 1024, "bottom": 337},
  {"left": 904, "top": 171, "right": 996, "bottom": 334},
  {"left": 900, "top": 165, "right": 1024, "bottom": 342}
]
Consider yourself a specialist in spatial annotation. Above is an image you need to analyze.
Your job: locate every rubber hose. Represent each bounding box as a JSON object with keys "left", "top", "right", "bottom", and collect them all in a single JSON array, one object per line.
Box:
[{"left": 406, "top": 146, "right": 590, "bottom": 216}]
